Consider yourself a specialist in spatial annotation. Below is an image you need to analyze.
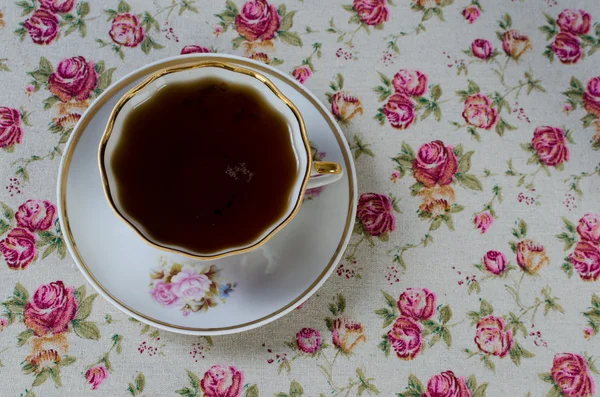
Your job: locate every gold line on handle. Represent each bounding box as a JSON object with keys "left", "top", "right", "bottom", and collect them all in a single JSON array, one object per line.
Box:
[{"left": 314, "top": 161, "right": 343, "bottom": 175}]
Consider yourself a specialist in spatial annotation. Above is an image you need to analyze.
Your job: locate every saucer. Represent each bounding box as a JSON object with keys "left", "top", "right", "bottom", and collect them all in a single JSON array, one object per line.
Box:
[{"left": 57, "top": 54, "right": 357, "bottom": 335}]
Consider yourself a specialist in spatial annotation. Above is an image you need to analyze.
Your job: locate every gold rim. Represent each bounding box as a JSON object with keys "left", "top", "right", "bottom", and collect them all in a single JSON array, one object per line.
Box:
[
  {"left": 59, "top": 55, "right": 355, "bottom": 333},
  {"left": 99, "top": 61, "right": 313, "bottom": 260}
]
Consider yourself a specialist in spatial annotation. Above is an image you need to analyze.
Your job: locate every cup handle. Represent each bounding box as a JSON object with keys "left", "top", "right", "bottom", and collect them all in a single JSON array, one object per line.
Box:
[{"left": 307, "top": 161, "right": 343, "bottom": 189}]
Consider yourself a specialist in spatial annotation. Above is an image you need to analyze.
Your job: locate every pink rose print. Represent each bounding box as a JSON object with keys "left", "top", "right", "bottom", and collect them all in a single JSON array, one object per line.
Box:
[
  {"left": 383, "top": 94, "right": 416, "bottom": 130},
  {"left": 15, "top": 200, "right": 57, "bottom": 232},
  {"left": 462, "top": 5, "right": 481, "bottom": 24},
  {"left": 23, "top": 281, "right": 78, "bottom": 337},
  {"left": 150, "top": 281, "right": 181, "bottom": 307},
  {"left": 24, "top": 9, "right": 59, "bottom": 45},
  {"left": 110, "top": 13, "right": 146, "bottom": 47},
  {"left": 424, "top": 371, "right": 472, "bottom": 397},
  {"left": 413, "top": 140, "right": 458, "bottom": 187},
  {"left": 551, "top": 353, "right": 596, "bottom": 397},
  {"left": 502, "top": 30, "right": 532, "bottom": 60},
  {"left": 583, "top": 76, "right": 600, "bottom": 118},
  {"left": 577, "top": 214, "right": 600, "bottom": 245},
  {"left": 551, "top": 32, "right": 583, "bottom": 64},
  {"left": 170, "top": 268, "right": 211, "bottom": 301},
  {"left": 181, "top": 45, "right": 212, "bottom": 54},
  {"left": 462, "top": 93, "right": 498, "bottom": 130},
  {"left": 471, "top": 39, "right": 494, "bottom": 60},
  {"left": 392, "top": 69, "right": 428, "bottom": 97},
  {"left": 292, "top": 65, "right": 312, "bottom": 84},
  {"left": 48, "top": 56, "right": 98, "bottom": 103},
  {"left": 557, "top": 9, "right": 591, "bottom": 36},
  {"left": 397, "top": 288, "right": 436, "bottom": 320},
  {"left": 295, "top": 328, "right": 322, "bottom": 354},
  {"left": 85, "top": 365, "right": 108, "bottom": 390},
  {"left": 387, "top": 317, "right": 423, "bottom": 360},
  {"left": 483, "top": 250, "right": 507, "bottom": 275},
  {"left": 200, "top": 365, "right": 244, "bottom": 397},
  {"left": 0, "top": 228, "right": 37, "bottom": 270},
  {"left": 473, "top": 211, "right": 493, "bottom": 234},
  {"left": 569, "top": 242, "right": 600, "bottom": 281},
  {"left": 0, "top": 107, "right": 24, "bottom": 149},
  {"left": 353, "top": 0, "right": 389, "bottom": 26},
  {"left": 357, "top": 193, "right": 396, "bottom": 236},
  {"left": 532, "top": 126, "right": 570, "bottom": 167},
  {"left": 40, "top": 0, "right": 75, "bottom": 14},
  {"left": 474, "top": 315, "right": 513, "bottom": 358},
  {"left": 516, "top": 240, "right": 549, "bottom": 274},
  {"left": 235, "top": 0, "right": 281, "bottom": 42}
]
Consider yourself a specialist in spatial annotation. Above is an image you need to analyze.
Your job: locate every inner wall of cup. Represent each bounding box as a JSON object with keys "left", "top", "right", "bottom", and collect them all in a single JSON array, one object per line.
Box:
[{"left": 102, "top": 66, "right": 309, "bottom": 256}]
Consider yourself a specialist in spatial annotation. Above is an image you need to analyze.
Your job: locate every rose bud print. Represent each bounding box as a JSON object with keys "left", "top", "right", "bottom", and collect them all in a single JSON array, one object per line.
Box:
[
  {"left": 551, "top": 32, "right": 583, "bottom": 64},
  {"left": 235, "top": 0, "right": 281, "bottom": 41},
  {"left": 24, "top": 9, "right": 59, "bottom": 45},
  {"left": 516, "top": 239, "right": 549, "bottom": 274},
  {"left": 577, "top": 214, "right": 600, "bottom": 245},
  {"left": 0, "top": 107, "right": 24, "bottom": 149},
  {"left": 0, "top": 228, "right": 37, "bottom": 270},
  {"left": 15, "top": 200, "right": 57, "bottom": 232},
  {"left": 48, "top": 56, "right": 98, "bottom": 102},
  {"left": 474, "top": 315, "right": 514, "bottom": 357},
  {"left": 473, "top": 212, "right": 494, "bottom": 234},
  {"left": 109, "top": 13, "right": 146, "bottom": 47},
  {"left": 353, "top": 0, "right": 389, "bottom": 26},
  {"left": 424, "top": 370, "right": 472, "bottom": 397},
  {"left": 295, "top": 328, "right": 322, "bottom": 354},
  {"left": 557, "top": 9, "right": 591, "bottom": 36},
  {"left": 23, "top": 281, "right": 78, "bottom": 336},
  {"left": 483, "top": 250, "right": 507, "bottom": 275},
  {"left": 532, "top": 126, "right": 570, "bottom": 167},
  {"left": 462, "top": 5, "right": 481, "bottom": 24},
  {"left": 383, "top": 94, "right": 416, "bottom": 130},
  {"left": 292, "top": 65, "right": 312, "bottom": 84},
  {"left": 471, "top": 39, "right": 494, "bottom": 60},
  {"left": 502, "top": 30, "right": 532, "bottom": 60},
  {"left": 200, "top": 365, "right": 244, "bottom": 397},
  {"left": 412, "top": 140, "right": 458, "bottom": 187},
  {"left": 85, "top": 365, "right": 109, "bottom": 390},
  {"left": 569, "top": 242, "right": 600, "bottom": 281},
  {"left": 583, "top": 76, "right": 600, "bottom": 118},
  {"left": 462, "top": 93, "right": 498, "bottom": 130},
  {"left": 392, "top": 69, "right": 428, "bottom": 97},
  {"left": 551, "top": 353, "right": 596, "bottom": 397},
  {"left": 397, "top": 288, "right": 436, "bottom": 320},
  {"left": 357, "top": 193, "right": 396, "bottom": 237},
  {"left": 387, "top": 317, "right": 423, "bottom": 360}
]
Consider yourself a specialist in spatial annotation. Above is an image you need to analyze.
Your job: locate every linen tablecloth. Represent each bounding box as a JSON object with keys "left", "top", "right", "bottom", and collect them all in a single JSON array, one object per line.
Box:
[{"left": 1, "top": 0, "right": 600, "bottom": 396}]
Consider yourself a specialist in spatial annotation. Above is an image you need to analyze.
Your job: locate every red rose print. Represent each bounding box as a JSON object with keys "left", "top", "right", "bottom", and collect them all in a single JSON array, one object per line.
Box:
[
  {"left": 583, "top": 76, "right": 600, "bottom": 118},
  {"left": 85, "top": 365, "right": 108, "bottom": 390},
  {"left": 357, "top": 193, "right": 396, "bottom": 236},
  {"left": 110, "top": 13, "right": 146, "bottom": 47},
  {"left": 201, "top": 365, "right": 244, "bottom": 397},
  {"left": 569, "top": 242, "right": 600, "bottom": 281},
  {"left": 473, "top": 211, "right": 494, "bottom": 234},
  {"left": 557, "top": 9, "right": 592, "bottom": 36},
  {"left": 387, "top": 317, "right": 423, "bottom": 360},
  {"left": 577, "top": 213, "right": 600, "bottom": 245},
  {"left": 24, "top": 9, "right": 59, "bottom": 45},
  {"left": 180, "top": 45, "right": 212, "bottom": 55},
  {"left": 383, "top": 94, "right": 416, "bottom": 130},
  {"left": 532, "top": 126, "right": 570, "bottom": 166},
  {"left": 551, "top": 32, "right": 582, "bottom": 64},
  {"left": 16, "top": 200, "right": 57, "bottom": 232},
  {"left": 235, "top": 0, "right": 281, "bottom": 42},
  {"left": 0, "top": 107, "right": 24, "bottom": 149},
  {"left": 551, "top": 353, "right": 595, "bottom": 397},
  {"left": 353, "top": 0, "right": 389, "bottom": 26},
  {"left": 462, "top": 5, "right": 481, "bottom": 24},
  {"left": 295, "top": 328, "right": 322, "bottom": 354},
  {"left": 48, "top": 56, "right": 98, "bottom": 102},
  {"left": 413, "top": 140, "right": 458, "bottom": 187},
  {"left": 23, "top": 281, "right": 78, "bottom": 336},
  {"left": 0, "top": 228, "right": 37, "bottom": 270},
  {"left": 424, "top": 371, "right": 472, "bottom": 397},
  {"left": 474, "top": 315, "right": 513, "bottom": 357},
  {"left": 392, "top": 69, "right": 428, "bottom": 97},
  {"left": 471, "top": 39, "right": 494, "bottom": 60},
  {"left": 292, "top": 65, "right": 312, "bottom": 84},
  {"left": 39, "top": 0, "right": 75, "bottom": 14},
  {"left": 502, "top": 30, "right": 532, "bottom": 60},
  {"left": 483, "top": 250, "right": 507, "bottom": 275},
  {"left": 462, "top": 93, "right": 498, "bottom": 130},
  {"left": 397, "top": 288, "right": 436, "bottom": 320}
]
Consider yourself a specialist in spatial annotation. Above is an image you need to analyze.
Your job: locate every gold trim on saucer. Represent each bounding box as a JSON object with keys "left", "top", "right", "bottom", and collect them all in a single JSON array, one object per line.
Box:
[
  {"left": 59, "top": 55, "right": 356, "bottom": 333},
  {"left": 314, "top": 161, "right": 343, "bottom": 175},
  {"left": 98, "top": 62, "right": 312, "bottom": 260}
]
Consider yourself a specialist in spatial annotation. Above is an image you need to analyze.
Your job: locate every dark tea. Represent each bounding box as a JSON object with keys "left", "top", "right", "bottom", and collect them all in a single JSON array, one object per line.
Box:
[{"left": 110, "top": 77, "right": 299, "bottom": 254}]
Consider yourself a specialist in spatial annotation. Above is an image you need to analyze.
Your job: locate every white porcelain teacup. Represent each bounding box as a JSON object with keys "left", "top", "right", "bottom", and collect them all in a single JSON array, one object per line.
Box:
[{"left": 99, "top": 61, "right": 343, "bottom": 260}]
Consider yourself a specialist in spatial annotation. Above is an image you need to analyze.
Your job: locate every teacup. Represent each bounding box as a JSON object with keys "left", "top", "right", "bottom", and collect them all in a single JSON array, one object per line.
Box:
[{"left": 99, "top": 61, "right": 343, "bottom": 260}]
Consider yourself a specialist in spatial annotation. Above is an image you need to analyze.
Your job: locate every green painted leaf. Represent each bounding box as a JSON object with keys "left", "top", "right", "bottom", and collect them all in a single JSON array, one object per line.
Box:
[
  {"left": 17, "top": 329, "right": 34, "bottom": 346},
  {"left": 75, "top": 293, "right": 97, "bottom": 320},
  {"left": 231, "top": 36, "right": 244, "bottom": 49},
  {"left": 480, "top": 300, "right": 493, "bottom": 316},
  {"left": 32, "top": 369, "right": 50, "bottom": 386},
  {"left": 459, "top": 151, "right": 474, "bottom": 173},
  {"left": 279, "top": 10, "right": 296, "bottom": 31},
  {"left": 456, "top": 173, "right": 483, "bottom": 191},
  {"left": 439, "top": 305, "right": 452, "bottom": 324},
  {"left": 59, "top": 355, "right": 76, "bottom": 367},
  {"left": 278, "top": 31, "right": 303, "bottom": 47},
  {"left": 246, "top": 384, "right": 259, "bottom": 397},
  {"left": 118, "top": 0, "right": 131, "bottom": 13},
  {"left": 73, "top": 320, "right": 101, "bottom": 340},
  {"left": 14, "top": 282, "right": 29, "bottom": 305},
  {"left": 289, "top": 380, "right": 304, "bottom": 397}
]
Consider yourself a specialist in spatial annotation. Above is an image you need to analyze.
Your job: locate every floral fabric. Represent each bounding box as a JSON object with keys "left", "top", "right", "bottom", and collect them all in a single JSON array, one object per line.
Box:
[{"left": 1, "top": 0, "right": 600, "bottom": 396}]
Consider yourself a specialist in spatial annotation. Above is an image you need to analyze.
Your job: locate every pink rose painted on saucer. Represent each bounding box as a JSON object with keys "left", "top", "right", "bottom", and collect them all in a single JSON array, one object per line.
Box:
[{"left": 149, "top": 260, "right": 236, "bottom": 315}]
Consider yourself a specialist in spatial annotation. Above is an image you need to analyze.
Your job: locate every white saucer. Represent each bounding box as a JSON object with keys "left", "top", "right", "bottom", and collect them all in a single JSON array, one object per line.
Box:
[{"left": 57, "top": 54, "right": 357, "bottom": 335}]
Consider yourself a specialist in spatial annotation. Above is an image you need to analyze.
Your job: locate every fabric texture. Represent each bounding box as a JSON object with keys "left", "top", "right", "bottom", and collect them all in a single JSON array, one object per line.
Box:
[{"left": 0, "top": 0, "right": 600, "bottom": 396}]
